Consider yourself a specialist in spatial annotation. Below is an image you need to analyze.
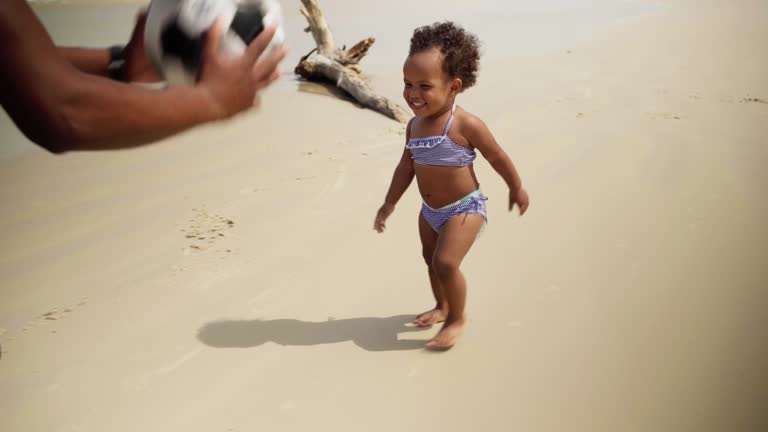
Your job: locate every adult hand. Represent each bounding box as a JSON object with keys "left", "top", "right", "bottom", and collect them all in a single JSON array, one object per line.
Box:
[{"left": 197, "top": 22, "right": 287, "bottom": 119}]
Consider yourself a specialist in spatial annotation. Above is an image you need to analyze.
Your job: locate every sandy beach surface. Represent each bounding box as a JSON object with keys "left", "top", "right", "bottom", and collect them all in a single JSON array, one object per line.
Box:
[{"left": 1, "top": 1, "right": 767, "bottom": 431}]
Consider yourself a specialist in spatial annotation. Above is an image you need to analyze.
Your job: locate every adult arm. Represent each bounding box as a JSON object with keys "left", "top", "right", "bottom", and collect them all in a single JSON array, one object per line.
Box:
[{"left": 0, "top": 0, "right": 286, "bottom": 153}]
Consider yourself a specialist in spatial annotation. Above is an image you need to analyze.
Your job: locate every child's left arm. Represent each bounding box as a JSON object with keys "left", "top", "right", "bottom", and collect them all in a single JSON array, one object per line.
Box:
[{"left": 463, "top": 115, "right": 530, "bottom": 215}]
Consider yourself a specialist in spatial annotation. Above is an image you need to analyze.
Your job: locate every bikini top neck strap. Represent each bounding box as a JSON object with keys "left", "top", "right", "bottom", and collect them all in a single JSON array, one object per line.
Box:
[
  {"left": 442, "top": 102, "right": 457, "bottom": 136},
  {"left": 408, "top": 103, "right": 456, "bottom": 138}
]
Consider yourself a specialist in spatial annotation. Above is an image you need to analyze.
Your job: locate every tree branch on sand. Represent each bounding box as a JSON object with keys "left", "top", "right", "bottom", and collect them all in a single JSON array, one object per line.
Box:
[{"left": 294, "top": 0, "right": 410, "bottom": 123}]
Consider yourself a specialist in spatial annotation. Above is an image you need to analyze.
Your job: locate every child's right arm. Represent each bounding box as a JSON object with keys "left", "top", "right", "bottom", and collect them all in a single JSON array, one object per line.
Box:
[
  {"left": 374, "top": 122, "right": 416, "bottom": 233},
  {"left": 374, "top": 148, "right": 415, "bottom": 233}
]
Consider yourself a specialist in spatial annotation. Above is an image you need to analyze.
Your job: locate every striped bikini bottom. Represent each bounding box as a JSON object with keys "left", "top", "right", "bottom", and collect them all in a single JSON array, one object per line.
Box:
[{"left": 421, "top": 189, "right": 488, "bottom": 233}]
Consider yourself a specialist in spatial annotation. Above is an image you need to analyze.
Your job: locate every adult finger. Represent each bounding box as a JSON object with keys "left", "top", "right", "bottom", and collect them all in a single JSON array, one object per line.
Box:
[
  {"left": 243, "top": 25, "right": 277, "bottom": 64},
  {"left": 135, "top": 8, "right": 148, "bottom": 24},
  {"left": 203, "top": 19, "right": 224, "bottom": 62},
  {"left": 266, "top": 69, "right": 282, "bottom": 84},
  {"left": 252, "top": 45, "right": 287, "bottom": 82},
  {"left": 254, "top": 60, "right": 284, "bottom": 89}
]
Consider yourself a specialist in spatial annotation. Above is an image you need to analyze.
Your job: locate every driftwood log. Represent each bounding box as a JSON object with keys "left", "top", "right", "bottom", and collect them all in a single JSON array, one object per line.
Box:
[{"left": 294, "top": 0, "right": 410, "bottom": 123}]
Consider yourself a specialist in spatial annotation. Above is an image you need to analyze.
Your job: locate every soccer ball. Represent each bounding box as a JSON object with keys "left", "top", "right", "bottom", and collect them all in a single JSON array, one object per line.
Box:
[{"left": 144, "top": 0, "right": 284, "bottom": 86}]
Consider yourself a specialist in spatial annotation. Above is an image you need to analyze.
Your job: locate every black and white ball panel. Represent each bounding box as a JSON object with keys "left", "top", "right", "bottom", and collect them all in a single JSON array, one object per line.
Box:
[{"left": 145, "top": 0, "right": 283, "bottom": 86}]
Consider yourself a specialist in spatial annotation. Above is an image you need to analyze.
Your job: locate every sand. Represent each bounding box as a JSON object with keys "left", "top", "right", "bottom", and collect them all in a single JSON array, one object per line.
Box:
[{"left": 1, "top": 0, "right": 767, "bottom": 431}]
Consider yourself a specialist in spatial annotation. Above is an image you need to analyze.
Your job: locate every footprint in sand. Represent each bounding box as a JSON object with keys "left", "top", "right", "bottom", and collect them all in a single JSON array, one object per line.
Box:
[
  {"left": 10, "top": 298, "right": 90, "bottom": 339},
  {"left": 239, "top": 187, "right": 264, "bottom": 195},
  {"left": 649, "top": 112, "right": 683, "bottom": 120},
  {"left": 38, "top": 298, "right": 88, "bottom": 323},
  {"left": 741, "top": 97, "right": 767, "bottom": 104},
  {"left": 180, "top": 207, "right": 235, "bottom": 254},
  {"left": 718, "top": 95, "right": 768, "bottom": 104}
]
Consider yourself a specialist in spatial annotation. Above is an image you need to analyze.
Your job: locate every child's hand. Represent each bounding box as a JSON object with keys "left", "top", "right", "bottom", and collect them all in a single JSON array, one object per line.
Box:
[
  {"left": 374, "top": 203, "right": 395, "bottom": 233},
  {"left": 509, "top": 187, "right": 530, "bottom": 216}
]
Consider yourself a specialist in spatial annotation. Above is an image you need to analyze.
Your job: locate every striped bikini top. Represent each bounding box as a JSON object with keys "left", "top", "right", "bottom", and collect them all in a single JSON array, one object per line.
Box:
[{"left": 406, "top": 103, "right": 477, "bottom": 167}]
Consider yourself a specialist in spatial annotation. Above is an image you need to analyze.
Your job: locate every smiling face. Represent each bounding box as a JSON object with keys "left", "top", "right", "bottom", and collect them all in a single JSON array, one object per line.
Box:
[{"left": 402, "top": 48, "right": 462, "bottom": 118}]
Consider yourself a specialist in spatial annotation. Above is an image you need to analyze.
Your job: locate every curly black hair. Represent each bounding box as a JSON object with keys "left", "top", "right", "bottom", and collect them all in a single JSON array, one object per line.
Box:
[{"left": 409, "top": 21, "right": 481, "bottom": 90}]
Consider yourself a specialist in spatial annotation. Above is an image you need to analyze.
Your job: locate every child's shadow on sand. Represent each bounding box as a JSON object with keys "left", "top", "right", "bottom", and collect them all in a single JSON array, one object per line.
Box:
[{"left": 197, "top": 315, "right": 429, "bottom": 352}]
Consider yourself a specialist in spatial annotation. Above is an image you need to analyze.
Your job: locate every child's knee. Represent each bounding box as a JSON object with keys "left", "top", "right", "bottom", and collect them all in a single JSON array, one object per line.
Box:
[{"left": 432, "top": 256, "right": 458, "bottom": 278}]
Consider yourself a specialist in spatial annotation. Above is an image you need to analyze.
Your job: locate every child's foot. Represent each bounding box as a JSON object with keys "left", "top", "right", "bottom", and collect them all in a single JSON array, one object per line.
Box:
[
  {"left": 413, "top": 307, "right": 448, "bottom": 327},
  {"left": 426, "top": 317, "right": 465, "bottom": 349}
]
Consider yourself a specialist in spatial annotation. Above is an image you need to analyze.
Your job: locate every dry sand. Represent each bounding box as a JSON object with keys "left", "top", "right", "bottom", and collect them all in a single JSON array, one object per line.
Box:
[{"left": 1, "top": 0, "right": 767, "bottom": 431}]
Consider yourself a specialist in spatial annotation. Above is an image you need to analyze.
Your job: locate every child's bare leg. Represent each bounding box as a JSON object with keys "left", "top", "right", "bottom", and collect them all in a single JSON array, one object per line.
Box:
[
  {"left": 427, "top": 214, "right": 484, "bottom": 349},
  {"left": 414, "top": 212, "right": 448, "bottom": 327}
]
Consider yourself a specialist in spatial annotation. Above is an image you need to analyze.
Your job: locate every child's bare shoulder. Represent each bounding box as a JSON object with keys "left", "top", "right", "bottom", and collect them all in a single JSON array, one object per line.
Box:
[{"left": 455, "top": 107, "right": 490, "bottom": 139}]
